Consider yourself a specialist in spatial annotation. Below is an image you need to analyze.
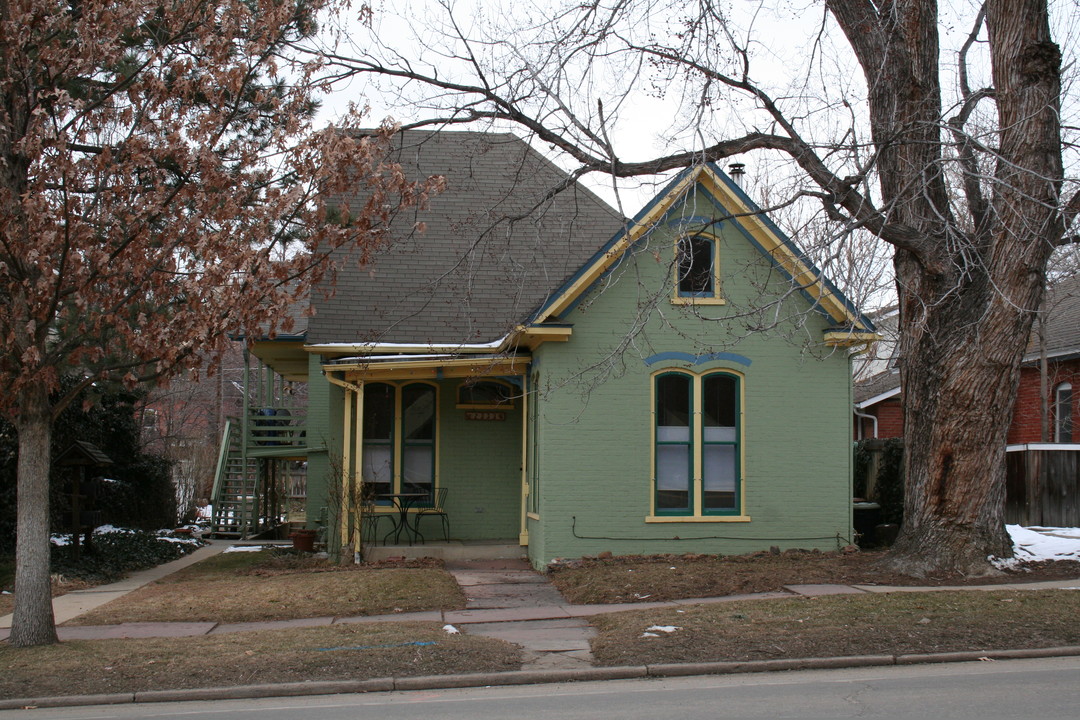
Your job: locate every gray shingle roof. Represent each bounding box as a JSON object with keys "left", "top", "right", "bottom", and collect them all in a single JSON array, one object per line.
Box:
[
  {"left": 1031, "top": 273, "right": 1080, "bottom": 359},
  {"left": 309, "top": 130, "right": 625, "bottom": 346}
]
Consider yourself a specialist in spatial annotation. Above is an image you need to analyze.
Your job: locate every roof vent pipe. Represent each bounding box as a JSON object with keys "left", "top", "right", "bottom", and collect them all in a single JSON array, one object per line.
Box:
[{"left": 728, "top": 162, "right": 746, "bottom": 187}]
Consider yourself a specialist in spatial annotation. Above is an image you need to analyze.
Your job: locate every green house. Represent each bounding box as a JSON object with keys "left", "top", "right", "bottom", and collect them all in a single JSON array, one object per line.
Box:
[{"left": 213, "top": 130, "right": 876, "bottom": 568}]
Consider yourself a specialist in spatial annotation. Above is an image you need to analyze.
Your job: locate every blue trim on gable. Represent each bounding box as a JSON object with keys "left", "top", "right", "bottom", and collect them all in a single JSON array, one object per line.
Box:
[
  {"left": 530, "top": 164, "right": 875, "bottom": 334},
  {"left": 704, "top": 167, "right": 877, "bottom": 333},
  {"left": 644, "top": 351, "right": 752, "bottom": 367}
]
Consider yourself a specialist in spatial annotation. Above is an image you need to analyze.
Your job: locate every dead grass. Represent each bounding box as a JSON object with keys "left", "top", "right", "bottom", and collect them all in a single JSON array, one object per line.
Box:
[
  {"left": 0, "top": 622, "right": 521, "bottom": 699},
  {"left": 66, "top": 550, "right": 466, "bottom": 626},
  {"left": 549, "top": 549, "right": 1080, "bottom": 604},
  {"left": 589, "top": 589, "right": 1080, "bottom": 666}
]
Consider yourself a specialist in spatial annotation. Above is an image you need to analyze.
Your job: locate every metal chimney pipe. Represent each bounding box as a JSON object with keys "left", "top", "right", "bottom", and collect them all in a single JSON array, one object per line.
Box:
[{"left": 729, "top": 162, "right": 746, "bottom": 187}]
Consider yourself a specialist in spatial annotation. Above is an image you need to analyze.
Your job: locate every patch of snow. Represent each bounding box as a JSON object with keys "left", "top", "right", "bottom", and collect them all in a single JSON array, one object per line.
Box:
[
  {"left": 991, "top": 525, "right": 1080, "bottom": 569},
  {"left": 442, "top": 624, "right": 459, "bottom": 634},
  {"left": 640, "top": 632, "right": 660, "bottom": 638},
  {"left": 1026, "top": 526, "right": 1080, "bottom": 539},
  {"left": 158, "top": 536, "right": 201, "bottom": 545},
  {"left": 223, "top": 545, "right": 272, "bottom": 553},
  {"left": 645, "top": 625, "right": 682, "bottom": 633}
]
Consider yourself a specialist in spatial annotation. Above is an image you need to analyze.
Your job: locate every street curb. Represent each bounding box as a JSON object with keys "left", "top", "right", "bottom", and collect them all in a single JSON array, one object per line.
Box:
[{"left": 2, "top": 646, "right": 1079, "bottom": 710}]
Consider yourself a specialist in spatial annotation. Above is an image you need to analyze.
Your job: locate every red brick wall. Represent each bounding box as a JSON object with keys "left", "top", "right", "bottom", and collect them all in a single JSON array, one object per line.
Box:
[
  {"left": 1007, "top": 360, "right": 1080, "bottom": 444},
  {"left": 857, "top": 360, "right": 1080, "bottom": 442},
  {"left": 855, "top": 398, "right": 904, "bottom": 439}
]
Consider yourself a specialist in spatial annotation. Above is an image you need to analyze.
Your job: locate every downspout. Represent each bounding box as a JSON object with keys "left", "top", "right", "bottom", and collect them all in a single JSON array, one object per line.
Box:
[
  {"left": 849, "top": 338, "right": 877, "bottom": 440},
  {"left": 853, "top": 407, "right": 878, "bottom": 440},
  {"left": 519, "top": 382, "right": 529, "bottom": 547}
]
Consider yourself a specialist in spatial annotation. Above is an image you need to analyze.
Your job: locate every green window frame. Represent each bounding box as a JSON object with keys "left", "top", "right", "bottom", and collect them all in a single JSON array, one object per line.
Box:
[
  {"left": 653, "top": 370, "right": 742, "bottom": 517},
  {"left": 361, "top": 381, "right": 438, "bottom": 507}
]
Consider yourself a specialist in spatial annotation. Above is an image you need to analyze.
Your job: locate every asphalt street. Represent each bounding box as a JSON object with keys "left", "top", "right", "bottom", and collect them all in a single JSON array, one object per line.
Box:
[{"left": 9, "top": 656, "right": 1079, "bottom": 720}]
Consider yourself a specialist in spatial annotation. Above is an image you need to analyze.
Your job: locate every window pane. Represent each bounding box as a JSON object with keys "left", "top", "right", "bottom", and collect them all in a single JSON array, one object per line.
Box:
[
  {"left": 657, "top": 374, "right": 691, "bottom": 427},
  {"left": 678, "top": 235, "right": 714, "bottom": 296},
  {"left": 657, "top": 445, "right": 690, "bottom": 510},
  {"left": 1056, "top": 384, "right": 1072, "bottom": 443},
  {"left": 402, "top": 445, "right": 433, "bottom": 499},
  {"left": 703, "top": 374, "right": 736, "bottom": 428},
  {"left": 704, "top": 426, "right": 736, "bottom": 442},
  {"left": 402, "top": 384, "right": 435, "bottom": 440},
  {"left": 703, "top": 445, "right": 736, "bottom": 510},
  {"left": 363, "top": 383, "right": 394, "bottom": 440},
  {"left": 362, "top": 445, "right": 392, "bottom": 500}
]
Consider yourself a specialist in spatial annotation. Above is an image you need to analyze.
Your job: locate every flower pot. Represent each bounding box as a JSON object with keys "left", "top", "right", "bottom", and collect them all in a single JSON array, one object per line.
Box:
[{"left": 290, "top": 529, "right": 317, "bottom": 552}]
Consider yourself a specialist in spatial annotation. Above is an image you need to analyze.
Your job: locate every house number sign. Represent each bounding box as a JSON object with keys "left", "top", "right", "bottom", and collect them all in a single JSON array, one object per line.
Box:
[{"left": 465, "top": 411, "right": 506, "bottom": 421}]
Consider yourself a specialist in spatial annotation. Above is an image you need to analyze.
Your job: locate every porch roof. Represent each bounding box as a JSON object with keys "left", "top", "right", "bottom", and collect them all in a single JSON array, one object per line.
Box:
[{"left": 322, "top": 352, "right": 531, "bottom": 382}]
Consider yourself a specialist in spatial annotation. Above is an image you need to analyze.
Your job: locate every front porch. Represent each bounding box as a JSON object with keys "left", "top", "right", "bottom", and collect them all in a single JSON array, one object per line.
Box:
[{"left": 230, "top": 337, "right": 536, "bottom": 556}]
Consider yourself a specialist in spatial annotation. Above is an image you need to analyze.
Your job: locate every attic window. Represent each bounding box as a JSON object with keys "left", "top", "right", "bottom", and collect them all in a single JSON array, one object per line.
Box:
[
  {"left": 674, "top": 234, "right": 723, "bottom": 305},
  {"left": 457, "top": 380, "right": 515, "bottom": 409}
]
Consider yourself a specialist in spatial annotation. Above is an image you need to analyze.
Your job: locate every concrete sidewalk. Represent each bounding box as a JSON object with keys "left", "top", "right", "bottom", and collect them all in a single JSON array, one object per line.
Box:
[
  {"left": 3, "top": 544, "right": 1078, "bottom": 649},
  {"left": 2, "top": 544, "right": 1080, "bottom": 710}
]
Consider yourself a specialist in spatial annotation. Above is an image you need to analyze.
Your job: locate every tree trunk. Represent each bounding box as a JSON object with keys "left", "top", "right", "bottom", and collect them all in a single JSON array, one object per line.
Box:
[
  {"left": 885, "top": 276, "right": 1032, "bottom": 575},
  {"left": 881, "top": 0, "right": 1062, "bottom": 576},
  {"left": 9, "top": 382, "right": 58, "bottom": 647}
]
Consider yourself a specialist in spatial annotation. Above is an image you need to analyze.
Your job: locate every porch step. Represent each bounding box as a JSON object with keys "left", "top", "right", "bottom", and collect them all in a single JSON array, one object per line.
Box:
[{"left": 364, "top": 541, "right": 525, "bottom": 563}]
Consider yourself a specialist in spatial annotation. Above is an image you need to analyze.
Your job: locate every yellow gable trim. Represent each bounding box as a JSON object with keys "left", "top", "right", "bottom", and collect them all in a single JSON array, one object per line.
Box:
[{"left": 537, "top": 166, "right": 869, "bottom": 332}]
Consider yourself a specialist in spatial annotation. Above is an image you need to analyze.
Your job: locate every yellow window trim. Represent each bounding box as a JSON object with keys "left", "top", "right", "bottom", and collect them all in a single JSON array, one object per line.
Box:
[
  {"left": 649, "top": 367, "right": 747, "bottom": 519},
  {"left": 360, "top": 379, "right": 441, "bottom": 498},
  {"left": 672, "top": 231, "right": 724, "bottom": 305},
  {"left": 645, "top": 515, "right": 752, "bottom": 523}
]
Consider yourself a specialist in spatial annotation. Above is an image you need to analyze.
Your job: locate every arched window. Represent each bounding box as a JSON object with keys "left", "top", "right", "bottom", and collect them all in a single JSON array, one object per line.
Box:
[
  {"left": 654, "top": 370, "right": 742, "bottom": 516},
  {"left": 1055, "top": 382, "right": 1072, "bottom": 443},
  {"left": 457, "top": 379, "right": 515, "bottom": 409}
]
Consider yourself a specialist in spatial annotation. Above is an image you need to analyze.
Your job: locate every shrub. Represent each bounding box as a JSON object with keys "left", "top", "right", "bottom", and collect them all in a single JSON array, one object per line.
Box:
[
  {"left": 853, "top": 438, "right": 905, "bottom": 527},
  {"left": 50, "top": 529, "right": 199, "bottom": 584}
]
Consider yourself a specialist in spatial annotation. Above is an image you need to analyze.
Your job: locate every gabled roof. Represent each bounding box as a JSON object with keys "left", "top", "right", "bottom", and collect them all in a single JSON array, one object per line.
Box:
[
  {"left": 307, "top": 130, "right": 625, "bottom": 347},
  {"left": 531, "top": 164, "right": 876, "bottom": 341},
  {"left": 1027, "top": 273, "right": 1080, "bottom": 361}
]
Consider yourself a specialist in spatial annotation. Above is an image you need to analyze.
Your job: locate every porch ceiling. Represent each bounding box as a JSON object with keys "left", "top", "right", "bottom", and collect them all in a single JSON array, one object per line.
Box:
[{"left": 250, "top": 340, "right": 309, "bottom": 382}]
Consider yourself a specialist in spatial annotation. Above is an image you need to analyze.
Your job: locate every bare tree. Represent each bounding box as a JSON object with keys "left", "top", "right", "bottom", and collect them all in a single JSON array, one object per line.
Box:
[{"left": 312, "top": 0, "right": 1076, "bottom": 575}]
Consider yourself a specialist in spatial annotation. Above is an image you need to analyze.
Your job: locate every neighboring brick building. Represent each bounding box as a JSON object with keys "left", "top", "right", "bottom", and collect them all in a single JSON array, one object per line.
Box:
[{"left": 855, "top": 276, "right": 1080, "bottom": 443}]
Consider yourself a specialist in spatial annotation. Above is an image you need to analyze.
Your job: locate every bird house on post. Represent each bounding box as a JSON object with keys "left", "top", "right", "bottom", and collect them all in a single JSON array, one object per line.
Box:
[{"left": 55, "top": 440, "right": 114, "bottom": 560}]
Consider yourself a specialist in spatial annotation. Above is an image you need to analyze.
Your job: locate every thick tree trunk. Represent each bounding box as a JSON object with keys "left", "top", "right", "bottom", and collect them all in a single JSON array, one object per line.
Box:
[
  {"left": 880, "top": 0, "right": 1062, "bottom": 576},
  {"left": 9, "top": 382, "right": 58, "bottom": 647},
  {"left": 885, "top": 276, "right": 1033, "bottom": 575}
]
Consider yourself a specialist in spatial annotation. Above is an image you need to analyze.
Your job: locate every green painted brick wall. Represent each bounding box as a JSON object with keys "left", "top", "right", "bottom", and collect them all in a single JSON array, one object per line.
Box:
[
  {"left": 435, "top": 383, "right": 522, "bottom": 540},
  {"left": 526, "top": 188, "right": 855, "bottom": 566}
]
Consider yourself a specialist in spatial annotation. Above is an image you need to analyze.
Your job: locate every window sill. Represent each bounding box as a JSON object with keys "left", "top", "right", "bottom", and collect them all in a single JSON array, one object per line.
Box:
[
  {"left": 646, "top": 514, "right": 751, "bottom": 523},
  {"left": 670, "top": 296, "right": 726, "bottom": 306},
  {"left": 527, "top": 512, "right": 540, "bottom": 521}
]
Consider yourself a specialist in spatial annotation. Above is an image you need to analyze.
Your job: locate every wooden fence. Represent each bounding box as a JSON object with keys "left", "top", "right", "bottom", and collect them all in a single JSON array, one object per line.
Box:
[{"left": 1005, "top": 444, "right": 1080, "bottom": 527}]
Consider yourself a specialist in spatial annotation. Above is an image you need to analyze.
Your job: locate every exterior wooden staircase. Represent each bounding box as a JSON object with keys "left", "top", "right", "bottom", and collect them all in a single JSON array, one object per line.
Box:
[{"left": 209, "top": 357, "right": 309, "bottom": 538}]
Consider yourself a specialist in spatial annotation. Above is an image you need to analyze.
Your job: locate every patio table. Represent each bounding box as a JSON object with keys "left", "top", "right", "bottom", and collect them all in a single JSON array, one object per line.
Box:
[{"left": 377, "top": 492, "right": 428, "bottom": 546}]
